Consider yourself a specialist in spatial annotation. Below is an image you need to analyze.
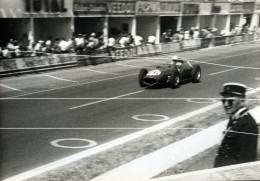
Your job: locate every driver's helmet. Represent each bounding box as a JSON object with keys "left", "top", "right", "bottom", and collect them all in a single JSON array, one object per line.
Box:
[{"left": 171, "top": 55, "right": 179, "bottom": 64}]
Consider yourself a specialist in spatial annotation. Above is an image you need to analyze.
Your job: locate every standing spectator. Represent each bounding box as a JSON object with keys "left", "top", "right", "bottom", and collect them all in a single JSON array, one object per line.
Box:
[
  {"left": 147, "top": 34, "right": 156, "bottom": 45},
  {"left": 214, "top": 83, "right": 259, "bottom": 168},
  {"left": 45, "top": 36, "right": 53, "bottom": 53},
  {"left": 107, "top": 34, "right": 116, "bottom": 48},
  {"left": 119, "top": 36, "right": 129, "bottom": 47},
  {"left": 134, "top": 35, "right": 143, "bottom": 46},
  {"left": 189, "top": 27, "right": 195, "bottom": 39},
  {"left": 193, "top": 27, "right": 200, "bottom": 39},
  {"left": 34, "top": 40, "right": 44, "bottom": 56},
  {"left": 172, "top": 31, "right": 181, "bottom": 42},
  {"left": 59, "top": 38, "right": 69, "bottom": 53}
]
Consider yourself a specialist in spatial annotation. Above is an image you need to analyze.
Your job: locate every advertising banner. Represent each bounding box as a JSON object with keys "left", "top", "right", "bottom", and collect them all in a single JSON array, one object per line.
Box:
[
  {"left": 136, "top": 1, "right": 160, "bottom": 15},
  {"left": 107, "top": 2, "right": 135, "bottom": 14},
  {"left": 161, "top": 42, "right": 180, "bottom": 53},
  {"left": 182, "top": 39, "right": 200, "bottom": 50},
  {"left": 0, "top": 54, "right": 77, "bottom": 72},
  {"left": 230, "top": 3, "right": 243, "bottom": 13},
  {"left": 200, "top": 38, "right": 212, "bottom": 48},
  {"left": 74, "top": 0, "right": 107, "bottom": 15},
  {"left": 214, "top": 36, "right": 228, "bottom": 46},
  {"left": 182, "top": 4, "right": 199, "bottom": 15},
  {"left": 137, "top": 44, "right": 162, "bottom": 56},
  {"left": 160, "top": 2, "right": 180, "bottom": 14},
  {"left": 110, "top": 47, "right": 137, "bottom": 60}
]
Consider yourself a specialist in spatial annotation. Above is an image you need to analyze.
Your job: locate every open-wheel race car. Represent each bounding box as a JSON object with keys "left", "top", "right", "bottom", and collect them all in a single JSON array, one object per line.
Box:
[{"left": 138, "top": 56, "right": 201, "bottom": 88}]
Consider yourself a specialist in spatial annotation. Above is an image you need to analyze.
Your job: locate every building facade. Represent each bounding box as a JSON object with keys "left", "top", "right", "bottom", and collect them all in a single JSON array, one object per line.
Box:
[{"left": 0, "top": 0, "right": 259, "bottom": 44}]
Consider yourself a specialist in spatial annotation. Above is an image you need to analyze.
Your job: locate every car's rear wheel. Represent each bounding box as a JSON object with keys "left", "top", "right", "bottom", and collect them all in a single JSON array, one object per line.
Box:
[
  {"left": 169, "top": 69, "right": 180, "bottom": 88},
  {"left": 191, "top": 65, "right": 201, "bottom": 83},
  {"left": 139, "top": 69, "right": 148, "bottom": 87}
]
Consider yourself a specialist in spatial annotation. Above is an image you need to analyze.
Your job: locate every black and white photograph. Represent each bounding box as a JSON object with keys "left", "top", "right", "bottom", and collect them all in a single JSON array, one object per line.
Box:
[{"left": 0, "top": 0, "right": 260, "bottom": 180}]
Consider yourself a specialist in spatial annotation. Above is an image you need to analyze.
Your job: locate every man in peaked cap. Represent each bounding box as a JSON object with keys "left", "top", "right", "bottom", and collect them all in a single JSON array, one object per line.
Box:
[{"left": 214, "top": 83, "right": 258, "bottom": 168}]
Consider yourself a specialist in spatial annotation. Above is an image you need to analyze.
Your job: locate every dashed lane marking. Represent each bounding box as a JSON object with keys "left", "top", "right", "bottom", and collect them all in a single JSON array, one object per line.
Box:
[
  {"left": 0, "top": 83, "right": 22, "bottom": 92},
  {"left": 84, "top": 68, "right": 117, "bottom": 75},
  {"left": 209, "top": 68, "right": 239, "bottom": 75},
  {"left": 43, "top": 75, "right": 79, "bottom": 83},
  {"left": 69, "top": 90, "right": 144, "bottom": 110},
  {"left": 115, "top": 63, "right": 142, "bottom": 68}
]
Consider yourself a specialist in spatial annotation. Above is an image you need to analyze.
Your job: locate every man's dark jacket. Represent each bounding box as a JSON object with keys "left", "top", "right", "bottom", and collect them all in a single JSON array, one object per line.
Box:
[{"left": 214, "top": 107, "right": 259, "bottom": 167}]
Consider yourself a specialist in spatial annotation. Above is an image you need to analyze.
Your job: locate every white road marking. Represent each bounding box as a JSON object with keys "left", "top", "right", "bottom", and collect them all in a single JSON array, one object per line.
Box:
[
  {"left": 132, "top": 114, "right": 169, "bottom": 122},
  {"left": 43, "top": 75, "right": 78, "bottom": 83},
  {"left": 186, "top": 99, "right": 218, "bottom": 104},
  {"left": 209, "top": 68, "right": 239, "bottom": 75},
  {"left": 84, "top": 68, "right": 117, "bottom": 74},
  {"left": 0, "top": 83, "right": 22, "bottom": 92},
  {"left": 51, "top": 138, "right": 97, "bottom": 149},
  {"left": 8, "top": 73, "right": 138, "bottom": 98},
  {"left": 3, "top": 87, "right": 260, "bottom": 181},
  {"left": 115, "top": 63, "right": 141, "bottom": 68},
  {"left": 69, "top": 90, "right": 144, "bottom": 110}
]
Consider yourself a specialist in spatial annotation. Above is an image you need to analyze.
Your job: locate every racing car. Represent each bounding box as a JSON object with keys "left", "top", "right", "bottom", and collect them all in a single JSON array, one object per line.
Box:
[{"left": 138, "top": 56, "right": 201, "bottom": 88}]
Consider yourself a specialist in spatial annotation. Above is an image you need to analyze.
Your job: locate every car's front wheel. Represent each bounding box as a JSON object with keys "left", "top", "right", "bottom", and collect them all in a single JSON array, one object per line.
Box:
[
  {"left": 169, "top": 69, "right": 180, "bottom": 88},
  {"left": 139, "top": 68, "right": 148, "bottom": 87},
  {"left": 191, "top": 65, "right": 201, "bottom": 83}
]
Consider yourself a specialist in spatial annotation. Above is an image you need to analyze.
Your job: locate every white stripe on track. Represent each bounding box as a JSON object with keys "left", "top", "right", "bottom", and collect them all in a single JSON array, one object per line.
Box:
[
  {"left": 69, "top": 90, "right": 144, "bottom": 110},
  {"left": 0, "top": 83, "right": 22, "bottom": 91},
  {"left": 84, "top": 68, "right": 117, "bottom": 74},
  {"left": 115, "top": 63, "right": 141, "bottom": 68},
  {"left": 209, "top": 68, "right": 239, "bottom": 75},
  {"left": 43, "top": 75, "right": 79, "bottom": 83}
]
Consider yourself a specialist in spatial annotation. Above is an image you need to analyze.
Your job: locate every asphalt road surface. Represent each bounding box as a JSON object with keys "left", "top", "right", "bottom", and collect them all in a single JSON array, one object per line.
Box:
[{"left": 1, "top": 42, "right": 260, "bottom": 180}]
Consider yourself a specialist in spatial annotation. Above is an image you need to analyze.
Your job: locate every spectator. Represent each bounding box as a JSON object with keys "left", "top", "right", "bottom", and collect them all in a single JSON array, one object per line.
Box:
[
  {"left": 20, "top": 33, "right": 29, "bottom": 51},
  {"left": 189, "top": 27, "right": 195, "bottom": 39},
  {"left": 107, "top": 34, "right": 116, "bottom": 48},
  {"left": 119, "top": 36, "right": 129, "bottom": 47},
  {"left": 193, "top": 27, "right": 200, "bottom": 39},
  {"left": 59, "top": 38, "right": 69, "bottom": 53},
  {"left": 147, "top": 34, "right": 156, "bottom": 45},
  {"left": 220, "top": 28, "right": 227, "bottom": 36},
  {"left": 183, "top": 30, "right": 190, "bottom": 40},
  {"left": 45, "top": 36, "right": 53, "bottom": 53},
  {"left": 172, "top": 31, "right": 181, "bottom": 42},
  {"left": 214, "top": 83, "right": 259, "bottom": 168},
  {"left": 134, "top": 35, "right": 143, "bottom": 46},
  {"left": 34, "top": 40, "right": 44, "bottom": 56}
]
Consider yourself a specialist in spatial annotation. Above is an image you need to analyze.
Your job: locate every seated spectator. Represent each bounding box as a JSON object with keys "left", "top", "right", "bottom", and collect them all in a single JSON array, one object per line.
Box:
[
  {"left": 184, "top": 31, "right": 190, "bottom": 40},
  {"left": 220, "top": 28, "right": 227, "bottom": 36},
  {"left": 189, "top": 27, "right": 195, "bottom": 39},
  {"left": 52, "top": 38, "right": 61, "bottom": 54},
  {"left": 45, "top": 36, "right": 53, "bottom": 53},
  {"left": 147, "top": 34, "right": 156, "bottom": 45}
]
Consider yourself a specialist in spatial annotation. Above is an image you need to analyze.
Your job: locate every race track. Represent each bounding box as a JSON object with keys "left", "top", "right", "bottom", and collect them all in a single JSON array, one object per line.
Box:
[{"left": 1, "top": 42, "right": 260, "bottom": 180}]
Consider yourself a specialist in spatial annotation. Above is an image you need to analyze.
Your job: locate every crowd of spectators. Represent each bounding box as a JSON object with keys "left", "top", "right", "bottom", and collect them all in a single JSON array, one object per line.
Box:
[
  {"left": 0, "top": 32, "right": 157, "bottom": 59},
  {"left": 0, "top": 25, "right": 259, "bottom": 59}
]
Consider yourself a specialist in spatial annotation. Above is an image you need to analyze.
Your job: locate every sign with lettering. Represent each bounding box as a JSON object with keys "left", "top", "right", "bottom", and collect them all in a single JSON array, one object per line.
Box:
[
  {"left": 160, "top": 2, "right": 180, "bottom": 14},
  {"left": 136, "top": 1, "right": 160, "bottom": 15},
  {"left": 74, "top": 1, "right": 107, "bottom": 15},
  {"left": 24, "top": 0, "right": 67, "bottom": 13},
  {"left": 107, "top": 2, "right": 135, "bottom": 14},
  {"left": 230, "top": 3, "right": 243, "bottom": 13},
  {"left": 183, "top": 4, "right": 199, "bottom": 15}
]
